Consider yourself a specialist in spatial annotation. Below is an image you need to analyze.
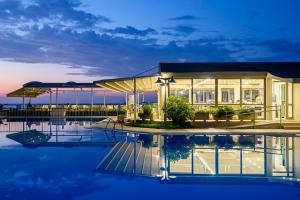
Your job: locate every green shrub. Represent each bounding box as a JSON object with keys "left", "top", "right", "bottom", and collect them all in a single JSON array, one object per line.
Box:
[
  {"left": 138, "top": 104, "right": 153, "bottom": 121},
  {"left": 209, "top": 106, "right": 235, "bottom": 119},
  {"left": 166, "top": 96, "right": 195, "bottom": 125},
  {"left": 195, "top": 109, "right": 209, "bottom": 115},
  {"left": 118, "top": 109, "right": 126, "bottom": 115},
  {"left": 238, "top": 107, "right": 255, "bottom": 115}
]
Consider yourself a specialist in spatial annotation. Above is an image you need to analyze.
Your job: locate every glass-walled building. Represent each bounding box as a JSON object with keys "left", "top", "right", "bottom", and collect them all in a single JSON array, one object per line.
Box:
[
  {"left": 158, "top": 62, "right": 300, "bottom": 120},
  {"left": 168, "top": 78, "right": 266, "bottom": 118}
]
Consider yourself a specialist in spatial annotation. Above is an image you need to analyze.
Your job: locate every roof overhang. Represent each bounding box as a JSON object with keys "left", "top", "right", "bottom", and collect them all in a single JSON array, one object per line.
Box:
[
  {"left": 7, "top": 81, "right": 101, "bottom": 98},
  {"left": 94, "top": 75, "right": 158, "bottom": 92},
  {"left": 7, "top": 88, "right": 49, "bottom": 98}
]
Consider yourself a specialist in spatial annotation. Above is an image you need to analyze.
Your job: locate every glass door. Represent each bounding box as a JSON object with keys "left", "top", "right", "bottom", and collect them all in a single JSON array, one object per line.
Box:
[{"left": 272, "top": 81, "right": 286, "bottom": 119}]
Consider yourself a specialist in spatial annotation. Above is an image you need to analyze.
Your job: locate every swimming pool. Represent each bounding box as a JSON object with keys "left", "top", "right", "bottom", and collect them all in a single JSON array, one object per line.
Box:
[{"left": 1, "top": 118, "right": 300, "bottom": 200}]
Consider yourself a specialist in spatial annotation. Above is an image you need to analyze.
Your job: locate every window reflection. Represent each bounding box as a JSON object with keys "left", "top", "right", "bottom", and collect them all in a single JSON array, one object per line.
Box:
[
  {"left": 193, "top": 79, "right": 215, "bottom": 104},
  {"left": 169, "top": 79, "right": 192, "bottom": 103},
  {"left": 218, "top": 79, "right": 240, "bottom": 104},
  {"left": 242, "top": 79, "right": 264, "bottom": 105}
]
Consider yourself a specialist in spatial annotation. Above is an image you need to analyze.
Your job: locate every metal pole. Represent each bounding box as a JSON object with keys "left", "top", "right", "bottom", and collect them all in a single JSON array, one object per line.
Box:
[
  {"left": 134, "top": 77, "right": 137, "bottom": 122},
  {"left": 55, "top": 88, "right": 58, "bottom": 108},
  {"left": 142, "top": 92, "right": 145, "bottom": 103},
  {"left": 91, "top": 88, "right": 94, "bottom": 116},
  {"left": 125, "top": 92, "right": 128, "bottom": 118},
  {"left": 49, "top": 90, "right": 52, "bottom": 110},
  {"left": 103, "top": 91, "right": 106, "bottom": 106},
  {"left": 164, "top": 82, "right": 167, "bottom": 129},
  {"left": 22, "top": 90, "right": 25, "bottom": 110}
]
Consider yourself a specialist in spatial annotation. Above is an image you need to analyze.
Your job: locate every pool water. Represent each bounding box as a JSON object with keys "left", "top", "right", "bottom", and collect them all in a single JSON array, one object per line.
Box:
[{"left": 0, "top": 119, "right": 300, "bottom": 200}]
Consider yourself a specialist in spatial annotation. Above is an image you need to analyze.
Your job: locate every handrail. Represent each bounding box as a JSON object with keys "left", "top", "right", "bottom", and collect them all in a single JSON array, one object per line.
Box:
[{"left": 220, "top": 105, "right": 283, "bottom": 129}]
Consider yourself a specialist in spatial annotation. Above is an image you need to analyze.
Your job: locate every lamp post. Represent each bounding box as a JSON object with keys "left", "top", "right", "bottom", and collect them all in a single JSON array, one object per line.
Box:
[{"left": 155, "top": 76, "right": 176, "bottom": 128}]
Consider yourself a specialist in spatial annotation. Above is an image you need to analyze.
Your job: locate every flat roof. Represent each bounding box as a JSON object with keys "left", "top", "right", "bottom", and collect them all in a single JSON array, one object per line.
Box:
[
  {"left": 159, "top": 62, "right": 300, "bottom": 78},
  {"left": 22, "top": 81, "right": 98, "bottom": 88}
]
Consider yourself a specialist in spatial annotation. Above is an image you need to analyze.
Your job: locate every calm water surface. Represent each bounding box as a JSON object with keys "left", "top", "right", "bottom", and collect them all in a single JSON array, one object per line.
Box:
[{"left": 0, "top": 118, "right": 300, "bottom": 200}]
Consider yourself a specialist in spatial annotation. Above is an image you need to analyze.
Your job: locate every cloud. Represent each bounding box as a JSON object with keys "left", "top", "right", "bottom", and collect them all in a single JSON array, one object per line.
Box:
[
  {"left": 0, "top": 0, "right": 300, "bottom": 81},
  {"left": 163, "top": 25, "right": 197, "bottom": 35},
  {"left": 169, "top": 15, "right": 198, "bottom": 21},
  {"left": 0, "top": 0, "right": 111, "bottom": 30},
  {"left": 104, "top": 26, "right": 157, "bottom": 37}
]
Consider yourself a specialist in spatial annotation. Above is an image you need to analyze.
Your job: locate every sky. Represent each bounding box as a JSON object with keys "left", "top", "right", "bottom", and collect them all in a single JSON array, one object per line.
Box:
[{"left": 0, "top": 0, "right": 300, "bottom": 103}]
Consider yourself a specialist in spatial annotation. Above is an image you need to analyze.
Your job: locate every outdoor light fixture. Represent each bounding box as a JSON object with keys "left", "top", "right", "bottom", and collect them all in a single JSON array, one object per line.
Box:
[
  {"left": 155, "top": 77, "right": 163, "bottom": 84},
  {"left": 155, "top": 76, "right": 176, "bottom": 128}
]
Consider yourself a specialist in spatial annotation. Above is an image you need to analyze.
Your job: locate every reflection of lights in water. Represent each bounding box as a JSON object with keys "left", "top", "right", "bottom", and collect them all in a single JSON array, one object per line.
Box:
[
  {"left": 194, "top": 152, "right": 215, "bottom": 175},
  {"left": 257, "top": 166, "right": 261, "bottom": 169}
]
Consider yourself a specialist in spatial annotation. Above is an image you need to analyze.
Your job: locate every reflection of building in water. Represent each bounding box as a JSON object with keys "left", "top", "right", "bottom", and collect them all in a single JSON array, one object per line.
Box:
[
  {"left": 96, "top": 133, "right": 300, "bottom": 184},
  {"left": 165, "top": 135, "right": 298, "bottom": 179}
]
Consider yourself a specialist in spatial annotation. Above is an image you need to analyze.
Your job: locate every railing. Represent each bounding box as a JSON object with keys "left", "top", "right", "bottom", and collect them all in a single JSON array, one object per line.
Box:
[
  {"left": 192, "top": 105, "right": 283, "bottom": 129},
  {"left": 221, "top": 105, "right": 283, "bottom": 129},
  {"left": 0, "top": 108, "right": 124, "bottom": 118}
]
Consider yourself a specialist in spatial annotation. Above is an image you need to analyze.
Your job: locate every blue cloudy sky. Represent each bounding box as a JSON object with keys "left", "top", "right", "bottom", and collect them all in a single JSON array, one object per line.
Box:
[{"left": 0, "top": 0, "right": 300, "bottom": 101}]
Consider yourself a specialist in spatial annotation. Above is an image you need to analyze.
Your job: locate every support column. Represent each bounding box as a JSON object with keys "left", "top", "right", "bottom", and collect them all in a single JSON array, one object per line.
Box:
[
  {"left": 49, "top": 89, "right": 52, "bottom": 110},
  {"left": 22, "top": 90, "right": 25, "bottom": 109},
  {"left": 266, "top": 77, "right": 273, "bottom": 120},
  {"left": 91, "top": 88, "right": 94, "bottom": 115},
  {"left": 55, "top": 88, "right": 58, "bottom": 108},
  {"left": 103, "top": 91, "right": 106, "bottom": 106},
  {"left": 215, "top": 79, "right": 218, "bottom": 107}
]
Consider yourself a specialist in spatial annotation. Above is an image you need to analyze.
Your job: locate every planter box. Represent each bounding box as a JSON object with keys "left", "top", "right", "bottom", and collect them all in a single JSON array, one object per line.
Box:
[
  {"left": 195, "top": 113, "right": 209, "bottom": 122},
  {"left": 117, "top": 114, "right": 126, "bottom": 123},
  {"left": 238, "top": 113, "right": 255, "bottom": 122},
  {"left": 213, "top": 115, "right": 233, "bottom": 121}
]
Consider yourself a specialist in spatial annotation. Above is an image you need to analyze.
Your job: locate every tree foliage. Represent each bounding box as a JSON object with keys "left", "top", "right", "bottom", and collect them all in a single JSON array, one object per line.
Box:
[{"left": 166, "top": 96, "right": 195, "bottom": 125}]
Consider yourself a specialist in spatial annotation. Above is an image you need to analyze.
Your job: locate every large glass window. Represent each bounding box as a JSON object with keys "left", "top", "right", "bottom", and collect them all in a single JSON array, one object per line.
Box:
[
  {"left": 218, "top": 79, "right": 240, "bottom": 104},
  {"left": 193, "top": 79, "right": 215, "bottom": 104},
  {"left": 169, "top": 79, "right": 192, "bottom": 103},
  {"left": 242, "top": 79, "right": 264, "bottom": 105}
]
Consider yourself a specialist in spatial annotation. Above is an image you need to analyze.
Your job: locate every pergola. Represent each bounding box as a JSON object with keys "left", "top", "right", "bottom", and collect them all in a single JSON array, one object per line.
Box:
[
  {"left": 94, "top": 75, "right": 159, "bottom": 121},
  {"left": 7, "top": 81, "right": 101, "bottom": 109},
  {"left": 6, "top": 75, "right": 160, "bottom": 120}
]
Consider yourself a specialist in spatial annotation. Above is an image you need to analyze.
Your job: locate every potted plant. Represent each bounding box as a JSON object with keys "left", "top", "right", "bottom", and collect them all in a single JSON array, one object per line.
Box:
[
  {"left": 194, "top": 110, "right": 209, "bottom": 122},
  {"left": 117, "top": 109, "right": 126, "bottom": 123},
  {"left": 209, "top": 106, "right": 235, "bottom": 121},
  {"left": 238, "top": 107, "right": 255, "bottom": 122},
  {"left": 138, "top": 104, "right": 153, "bottom": 122}
]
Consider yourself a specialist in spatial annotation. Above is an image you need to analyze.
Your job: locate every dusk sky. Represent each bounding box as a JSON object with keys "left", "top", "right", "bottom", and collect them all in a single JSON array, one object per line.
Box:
[{"left": 0, "top": 0, "right": 300, "bottom": 103}]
